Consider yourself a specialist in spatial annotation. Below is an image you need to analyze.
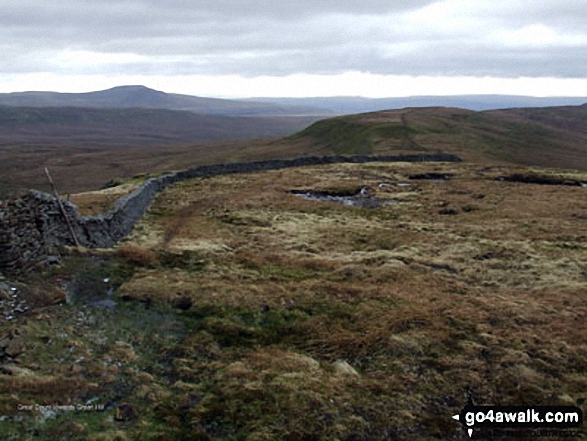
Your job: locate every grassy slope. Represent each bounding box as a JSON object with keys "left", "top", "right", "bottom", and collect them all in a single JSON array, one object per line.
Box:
[
  {"left": 293, "top": 105, "right": 587, "bottom": 169},
  {"left": 0, "top": 137, "right": 319, "bottom": 198},
  {"left": 2, "top": 161, "right": 586, "bottom": 440},
  {"left": 0, "top": 106, "right": 321, "bottom": 147},
  {"left": 2, "top": 104, "right": 587, "bottom": 199},
  {"left": 3, "top": 105, "right": 587, "bottom": 439}
]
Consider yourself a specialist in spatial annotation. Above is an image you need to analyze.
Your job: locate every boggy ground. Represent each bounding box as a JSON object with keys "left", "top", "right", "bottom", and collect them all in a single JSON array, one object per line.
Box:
[{"left": 1, "top": 161, "right": 586, "bottom": 440}]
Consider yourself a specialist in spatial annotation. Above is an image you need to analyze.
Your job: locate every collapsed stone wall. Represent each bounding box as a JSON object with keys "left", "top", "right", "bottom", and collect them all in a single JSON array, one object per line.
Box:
[
  {"left": 0, "top": 153, "right": 461, "bottom": 271},
  {"left": 0, "top": 191, "right": 80, "bottom": 270}
]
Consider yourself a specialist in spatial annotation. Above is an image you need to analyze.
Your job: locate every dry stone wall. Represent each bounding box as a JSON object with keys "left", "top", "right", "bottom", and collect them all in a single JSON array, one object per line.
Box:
[
  {"left": 0, "top": 191, "right": 81, "bottom": 270},
  {"left": 0, "top": 153, "right": 461, "bottom": 272}
]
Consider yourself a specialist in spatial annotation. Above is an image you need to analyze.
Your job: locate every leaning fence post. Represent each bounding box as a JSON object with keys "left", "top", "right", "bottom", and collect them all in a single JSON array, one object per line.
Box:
[{"left": 44, "top": 168, "right": 80, "bottom": 247}]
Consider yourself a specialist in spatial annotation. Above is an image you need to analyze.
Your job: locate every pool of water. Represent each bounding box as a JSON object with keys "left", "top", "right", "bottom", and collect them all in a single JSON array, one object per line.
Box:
[{"left": 290, "top": 188, "right": 399, "bottom": 208}]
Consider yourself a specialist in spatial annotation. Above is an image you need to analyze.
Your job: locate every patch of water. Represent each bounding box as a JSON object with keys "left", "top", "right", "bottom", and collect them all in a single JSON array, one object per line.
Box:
[
  {"left": 92, "top": 299, "right": 118, "bottom": 310},
  {"left": 408, "top": 173, "right": 452, "bottom": 182},
  {"left": 290, "top": 188, "right": 398, "bottom": 208},
  {"left": 67, "top": 270, "right": 119, "bottom": 309}
]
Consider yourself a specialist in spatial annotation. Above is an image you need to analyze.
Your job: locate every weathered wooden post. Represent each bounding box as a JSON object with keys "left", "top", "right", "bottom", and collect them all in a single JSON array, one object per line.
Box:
[{"left": 44, "top": 168, "right": 80, "bottom": 247}]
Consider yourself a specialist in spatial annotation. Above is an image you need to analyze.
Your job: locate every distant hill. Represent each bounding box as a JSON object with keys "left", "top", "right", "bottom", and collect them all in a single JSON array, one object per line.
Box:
[
  {"left": 0, "top": 86, "right": 332, "bottom": 117},
  {"left": 289, "top": 104, "right": 587, "bottom": 170},
  {"left": 2, "top": 103, "right": 587, "bottom": 198},
  {"left": 246, "top": 95, "right": 587, "bottom": 114},
  {"left": 4, "top": 86, "right": 585, "bottom": 117},
  {"left": 0, "top": 105, "right": 322, "bottom": 147}
]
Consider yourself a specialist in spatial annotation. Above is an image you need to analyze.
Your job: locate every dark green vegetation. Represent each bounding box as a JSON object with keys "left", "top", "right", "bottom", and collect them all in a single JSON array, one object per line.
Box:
[{"left": 1, "top": 161, "right": 586, "bottom": 440}]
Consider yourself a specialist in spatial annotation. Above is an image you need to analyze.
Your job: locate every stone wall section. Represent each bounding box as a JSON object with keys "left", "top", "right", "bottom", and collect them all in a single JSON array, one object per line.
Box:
[
  {"left": 0, "top": 191, "right": 79, "bottom": 270},
  {"left": 0, "top": 153, "right": 461, "bottom": 271}
]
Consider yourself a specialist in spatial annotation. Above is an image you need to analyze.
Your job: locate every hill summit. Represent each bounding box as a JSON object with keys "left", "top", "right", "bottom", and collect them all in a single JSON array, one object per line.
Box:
[
  {"left": 0, "top": 86, "right": 331, "bottom": 116},
  {"left": 290, "top": 105, "right": 587, "bottom": 170}
]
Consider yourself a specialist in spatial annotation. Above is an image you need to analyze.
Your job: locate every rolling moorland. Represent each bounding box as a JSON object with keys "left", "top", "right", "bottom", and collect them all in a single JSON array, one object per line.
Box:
[
  {"left": 0, "top": 106, "right": 322, "bottom": 149},
  {"left": 1, "top": 102, "right": 587, "bottom": 197},
  {"left": 0, "top": 86, "right": 331, "bottom": 117},
  {"left": 2, "top": 85, "right": 585, "bottom": 114},
  {"left": 0, "top": 100, "right": 587, "bottom": 440}
]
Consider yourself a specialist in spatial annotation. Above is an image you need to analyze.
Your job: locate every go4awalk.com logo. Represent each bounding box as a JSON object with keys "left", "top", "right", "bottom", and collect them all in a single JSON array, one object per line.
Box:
[{"left": 452, "top": 404, "right": 584, "bottom": 438}]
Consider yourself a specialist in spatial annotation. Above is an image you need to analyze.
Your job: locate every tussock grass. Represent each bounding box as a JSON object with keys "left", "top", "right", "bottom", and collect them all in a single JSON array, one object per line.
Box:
[
  {"left": 115, "top": 244, "right": 159, "bottom": 267},
  {"left": 5, "top": 161, "right": 587, "bottom": 439}
]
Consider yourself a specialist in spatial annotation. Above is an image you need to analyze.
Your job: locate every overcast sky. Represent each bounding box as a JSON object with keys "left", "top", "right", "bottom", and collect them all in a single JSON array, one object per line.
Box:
[{"left": 1, "top": 0, "right": 587, "bottom": 97}]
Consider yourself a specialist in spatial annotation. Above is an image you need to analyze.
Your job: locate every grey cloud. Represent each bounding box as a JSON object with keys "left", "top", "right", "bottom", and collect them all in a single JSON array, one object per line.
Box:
[{"left": 1, "top": 0, "right": 587, "bottom": 79}]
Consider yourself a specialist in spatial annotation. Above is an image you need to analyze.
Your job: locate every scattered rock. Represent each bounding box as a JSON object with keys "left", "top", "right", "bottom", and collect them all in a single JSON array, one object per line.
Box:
[
  {"left": 294, "top": 354, "right": 321, "bottom": 371},
  {"left": 333, "top": 360, "right": 360, "bottom": 378},
  {"left": 45, "top": 255, "right": 61, "bottom": 266}
]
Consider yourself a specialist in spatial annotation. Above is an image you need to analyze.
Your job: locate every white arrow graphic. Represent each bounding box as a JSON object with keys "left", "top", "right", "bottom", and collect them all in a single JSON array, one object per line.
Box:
[{"left": 452, "top": 414, "right": 473, "bottom": 438}]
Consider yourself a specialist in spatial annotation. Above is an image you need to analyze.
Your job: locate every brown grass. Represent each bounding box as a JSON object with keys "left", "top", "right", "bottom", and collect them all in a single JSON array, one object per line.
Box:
[
  {"left": 115, "top": 244, "right": 159, "bottom": 267},
  {"left": 2, "top": 105, "right": 587, "bottom": 200},
  {"left": 4, "top": 160, "right": 586, "bottom": 439}
]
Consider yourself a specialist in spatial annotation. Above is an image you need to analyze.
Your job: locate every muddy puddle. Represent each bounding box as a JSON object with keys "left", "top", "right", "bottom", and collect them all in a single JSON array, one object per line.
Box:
[
  {"left": 67, "top": 273, "right": 119, "bottom": 310},
  {"left": 408, "top": 173, "right": 452, "bottom": 182},
  {"left": 64, "top": 256, "right": 185, "bottom": 342},
  {"left": 497, "top": 174, "right": 587, "bottom": 187},
  {"left": 64, "top": 256, "right": 133, "bottom": 310},
  {"left": 290, "top": 188, "right": 399, "bottom": 208}
]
